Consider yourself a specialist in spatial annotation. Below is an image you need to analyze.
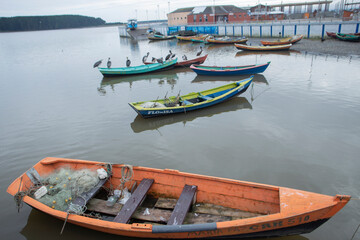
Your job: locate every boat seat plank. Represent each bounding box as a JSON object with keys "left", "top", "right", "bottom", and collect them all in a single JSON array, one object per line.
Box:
[
  {"left": 167, "top": 185, "right": 197, "bottom": 225},
  {"left": 155, "top": 198, "right": 263, "bottom": 219},
  {"left": 68, "top": 177, "right": 108, "bottom": 210},
  {"left": 87, "top": 198, "right": 233, "bottom": 224},
  {"left": 113, "top": 178, "right": 154, "bottom": 223},
  {"left": 181, "top": 100, "right": 192, "bottom": 105}
]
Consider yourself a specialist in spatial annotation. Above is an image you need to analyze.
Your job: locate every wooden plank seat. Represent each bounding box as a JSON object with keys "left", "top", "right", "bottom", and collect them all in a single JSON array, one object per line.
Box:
[
  {"left": 167, "top": 184, "right": 197, "bottom": 225},
  {"left": 113, "top": 178, "right": 154, "bottom": 223}
]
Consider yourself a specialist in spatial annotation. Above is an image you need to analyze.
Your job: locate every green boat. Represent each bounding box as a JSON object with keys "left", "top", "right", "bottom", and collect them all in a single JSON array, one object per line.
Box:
[
  {"left": 335, "top": 33, "right": 360, "bottom": 42},
  {"left": 99, "top": 59, "right": 177, "bottom": 77}
]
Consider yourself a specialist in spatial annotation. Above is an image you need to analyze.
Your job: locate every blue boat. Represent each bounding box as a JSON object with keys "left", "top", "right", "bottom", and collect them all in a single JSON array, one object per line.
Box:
[
  {"left": 190, "top": 62, "right": 270, "bottom": 76},
  {"left": 98, "top": 59, "right": 177, "bottom": 77},
  {"left": 129, "top": 76, "right": 253, "bottom": 118},
  {"left": 127, "top": 19, "right": 137, "bottom": 30}
]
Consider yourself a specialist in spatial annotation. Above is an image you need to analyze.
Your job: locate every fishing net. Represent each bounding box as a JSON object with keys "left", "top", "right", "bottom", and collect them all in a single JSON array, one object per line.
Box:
[{"left": 36, "top": 167, "right": 99, "bottom": 211}]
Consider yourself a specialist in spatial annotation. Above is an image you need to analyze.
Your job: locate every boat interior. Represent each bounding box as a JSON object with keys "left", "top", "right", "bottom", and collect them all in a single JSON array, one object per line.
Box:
[{"left": 20, "top": 160, "right": 281, "bottom": 226}]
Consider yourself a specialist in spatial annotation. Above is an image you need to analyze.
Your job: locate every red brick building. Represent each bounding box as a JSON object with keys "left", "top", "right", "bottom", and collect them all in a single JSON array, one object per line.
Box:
[{"left": 187, "top": 5, "right": 251, "bottom": 25}]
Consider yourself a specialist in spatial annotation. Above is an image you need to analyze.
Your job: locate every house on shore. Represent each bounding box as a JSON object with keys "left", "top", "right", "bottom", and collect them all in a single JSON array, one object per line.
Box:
[{"left": 167, "top": 5, "right": 285, "bottom": 26}]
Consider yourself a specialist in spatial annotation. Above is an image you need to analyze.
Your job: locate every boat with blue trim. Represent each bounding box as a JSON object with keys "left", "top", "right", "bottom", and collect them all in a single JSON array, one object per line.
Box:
[
  {"left": 129, "top": 76, "right": 253, "bottom": 118},
  {"left": 98, "top": 59, "right": 177, "bottom": 77},
  {"left": 190, "top": 62, "right": 270, "bottom": 76}
]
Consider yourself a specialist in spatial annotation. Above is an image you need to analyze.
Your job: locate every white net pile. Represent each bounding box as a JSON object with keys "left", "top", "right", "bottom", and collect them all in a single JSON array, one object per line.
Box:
[{"left": 36, "top": 167, "right": 99, "bottom": 211}]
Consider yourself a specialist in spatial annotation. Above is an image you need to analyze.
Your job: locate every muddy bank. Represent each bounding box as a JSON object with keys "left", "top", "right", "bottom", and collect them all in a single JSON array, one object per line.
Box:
[{"left": 247, "top": 38, "right": 360, "bottom": 57}]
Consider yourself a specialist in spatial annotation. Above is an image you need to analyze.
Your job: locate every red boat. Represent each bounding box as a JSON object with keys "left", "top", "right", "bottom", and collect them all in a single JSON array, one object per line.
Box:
[{"left": 145, "top": 54, "right": 208, "bottom": 68}]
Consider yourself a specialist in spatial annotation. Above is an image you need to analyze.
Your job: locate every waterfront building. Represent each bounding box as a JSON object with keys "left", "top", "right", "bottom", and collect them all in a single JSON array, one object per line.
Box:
[{"left": 167, "top": 7, "right": 194, "bottom": 26}]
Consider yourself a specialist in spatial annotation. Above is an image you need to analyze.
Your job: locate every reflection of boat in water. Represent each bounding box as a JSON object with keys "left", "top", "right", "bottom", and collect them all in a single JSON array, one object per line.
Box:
[
  {"left": 131, "top": 97, "right": 252, "bottom": 133},
  {"left": 192, "top": 74, "right": 269, "bottom": 85},
  {"left": 235, "top": 49, "right": 301, "bottom": 57},
  {"left": 99, "top": 72, "right": 179, "bottom": 92}
]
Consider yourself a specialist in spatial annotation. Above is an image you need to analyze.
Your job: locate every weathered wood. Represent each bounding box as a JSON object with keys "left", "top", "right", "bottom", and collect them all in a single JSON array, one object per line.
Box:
[
  {"left": 87, "top": 198, "right": 123, "bottom": 215},
  {"left": 155, "top": 197, "right": 263, "bottom": 219},
  {"left": 113, "top": 178, "right": 154, "bottom": 223},
  {"left": 154, "top": 198, "right": 177, "bottom": 209},
  {"left": 87, "top": 198, "right": 170, "bottom": 223},
  {"left": 193, "top": 203, "right": 262, "bottom": 219},
  {"left": 68, "top": 178, "right": 108, "bottom": 210},
  {"left": 167, "top": 185, "right": 197, "bottom": 225},
  {"left": 87, "top": 198, "right": 232, "bottom": 224}
]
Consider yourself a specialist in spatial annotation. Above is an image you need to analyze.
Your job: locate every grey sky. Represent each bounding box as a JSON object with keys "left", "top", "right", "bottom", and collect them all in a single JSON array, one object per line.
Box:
[{"left": 0, "top": 0, "right": 340, "bottom": 22}]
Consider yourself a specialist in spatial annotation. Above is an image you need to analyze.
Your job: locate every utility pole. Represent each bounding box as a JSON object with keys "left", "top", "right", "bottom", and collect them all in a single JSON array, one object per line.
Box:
[{"left": 213, "top": 0, "right": 216, "bottom": 24}]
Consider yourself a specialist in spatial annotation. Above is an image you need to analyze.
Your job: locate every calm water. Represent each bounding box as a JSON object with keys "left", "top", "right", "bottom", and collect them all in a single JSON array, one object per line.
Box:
[{"left": 1, "top": 26, "right": 360, "bottom": 240}]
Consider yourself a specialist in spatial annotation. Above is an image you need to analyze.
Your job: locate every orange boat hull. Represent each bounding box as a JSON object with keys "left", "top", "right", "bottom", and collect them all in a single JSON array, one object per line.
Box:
[
  {"left": 261, "top": 35, "right": 303, "bottom": 46},
  {"left": 235, "top": 43, "right": 292, "bottom": 51},
  {"left": 7, "top": 157, "right": 350, "bottom": 239}
]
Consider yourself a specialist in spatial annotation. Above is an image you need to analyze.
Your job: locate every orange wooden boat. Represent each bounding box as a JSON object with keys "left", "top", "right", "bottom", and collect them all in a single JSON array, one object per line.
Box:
[
  {"left": 235, "top": 43, "right": 292, "bottom": 51},
  {"left": 7, "top": 157, "right": 350, "bottom": 239},
  {"left": 261, "top": 35, "right": 303, "bottom": 46}
]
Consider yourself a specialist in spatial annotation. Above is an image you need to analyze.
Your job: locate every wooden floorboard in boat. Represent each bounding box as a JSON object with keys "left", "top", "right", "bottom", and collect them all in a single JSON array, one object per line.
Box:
[
  {"left": 87, "top": 198, "right": 233, "bottom": 224},
  {"left": 155, "top": 197, "right": 262, "bottom": 219}
]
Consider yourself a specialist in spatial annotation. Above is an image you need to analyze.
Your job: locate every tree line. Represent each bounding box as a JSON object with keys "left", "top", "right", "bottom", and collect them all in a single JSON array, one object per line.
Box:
[{"left": 0, "top": 15, "right": 106, "bottom": 32}]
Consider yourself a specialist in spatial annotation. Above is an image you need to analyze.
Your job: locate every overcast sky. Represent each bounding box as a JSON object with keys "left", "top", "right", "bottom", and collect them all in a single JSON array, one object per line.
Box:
[{"left": 0, "top": 0, "right": 341, "bottom": 22}]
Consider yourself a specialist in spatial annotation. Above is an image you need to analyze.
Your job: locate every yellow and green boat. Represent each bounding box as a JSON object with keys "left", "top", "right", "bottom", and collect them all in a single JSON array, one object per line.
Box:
[{"left": 129, "top": 76, "right": 253, "bottom": 118}]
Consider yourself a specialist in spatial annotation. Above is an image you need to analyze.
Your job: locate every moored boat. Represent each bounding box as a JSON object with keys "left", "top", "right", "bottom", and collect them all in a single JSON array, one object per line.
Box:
[
  {"left": 207, "top": 37, "right": 248, "bottom": 44},
  {"left": 326, "top": 31, "right": 337, "bottom": 38},
  {"left": 98, "top": 59, "right": 177, "bottom": 77},
  {"left": 148, "top": 34, "right": 176, "bottom": 41},
  {"left": 235, "top": 43, "right": 292, "bottom": 51},
  {"left": 327, "top": 31, "right": 360, "bottom": 39},
  {"left": 261, "top": 35, "right": 303, "bottom": 46},
  {"left": 335, "top": 33, "right": 360, "bottom": 42},
  {"left": 145, "top": 54, "right": 208, "bottom": 68},
  {"left": 129, "top": 77, "right": 253, "bottom": 118},
  {"left": 176, "top": 34, "right": 209, "bottom": 42},
  {"left": 8, "top": 157, "right": 351, "bottom": 239},
  {"left": 190, "top": 62, "right": 270, "bottom": 76}
]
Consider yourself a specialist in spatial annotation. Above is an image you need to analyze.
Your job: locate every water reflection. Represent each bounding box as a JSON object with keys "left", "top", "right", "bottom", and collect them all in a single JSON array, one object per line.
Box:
[
  {"left": 235, "top": 50, "right": 301, "bottom": 57},
  {"left": 21, "top": 209, "right": 133, "bottom": 240},
  {"left": 98, "top": 71, "right": 179, "bottom": 94},
  {"left": 192, "top": 74, "right": 269, "bottom": 85},
  {"left": 131, "top": 97, "right": 252, "bottom": 133},
  {"left": 148, "top": 39, "right": 178, "bottom": 48},
  {"left": 119, "top": 37, "right": 140, "bottom": 53}
]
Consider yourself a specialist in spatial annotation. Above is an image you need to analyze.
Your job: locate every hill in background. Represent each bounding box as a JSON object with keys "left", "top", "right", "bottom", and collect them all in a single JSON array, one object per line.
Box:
[{"left": 0, "top": 15, "right": 106, "bottom": 32}]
